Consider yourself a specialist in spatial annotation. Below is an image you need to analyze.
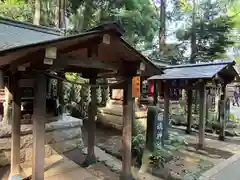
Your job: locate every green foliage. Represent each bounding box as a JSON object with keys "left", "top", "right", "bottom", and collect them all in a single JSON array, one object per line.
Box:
[
  {"left": 135, "top": 119, "right": 146, "bottom": 135},
  {"left": 132, "top": 133, "right": 145, "bottom": 158},
  {"left": 230, "top": 112, "right": 236, "bottom": 120},
  {"left": 176, "top": 1, "right": 235, "bottom": 61},
  {"left": 67, "top": 0, "right": 159, "bottom": 47},
  {"left": 132, "top": 119, "right": 145, "bottom": 154},
  {"left": 150, "top": 143, "right": 173, "bottom": 168},
  {"left": 0, "top": 0, "right": 32, "bottom": 22}
]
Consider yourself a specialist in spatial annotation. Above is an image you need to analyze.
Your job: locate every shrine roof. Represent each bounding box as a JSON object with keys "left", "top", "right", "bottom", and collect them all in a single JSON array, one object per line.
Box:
[
  {"left": 0, "top": 17, "right": 161, "bottom": 76},
  {"left": 0, "top": 16, "right": 62, "bottom": 51},
  {"left": 148, "top": 60, "right": 239, "bottom": 81}
]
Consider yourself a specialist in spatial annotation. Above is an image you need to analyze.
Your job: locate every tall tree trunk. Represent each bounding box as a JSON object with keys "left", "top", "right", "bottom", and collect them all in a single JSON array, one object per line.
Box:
[
  {"left": 159, "top": 0, "right": 166, "bottom": 55},
  {"left": 55, "top": 0, "right": 60, "bottom": 28},
  {"left": 33, "top": 0, "right": 41, "bottom": 25},
  {"left": 190, "top": 0, "right": 197, "bottom": 64},
  {"left": 191, "top": 0, "right": 198, "bottom": 113},
  {"left": 59, "top": 0, "right": 66, "bottom": 29}
]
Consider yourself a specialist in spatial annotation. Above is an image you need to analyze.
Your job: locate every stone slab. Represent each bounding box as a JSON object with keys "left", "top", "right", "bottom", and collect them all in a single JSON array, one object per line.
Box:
[
  {"left": 44, "top": 167, "right": 97, "bottom": 180},
  {"left": 0, "top": 115, "right": 83, "bottom": 138},
  {"left": 20, "top": 154, "right": 96, "bottom": 180},
  {"left": 199, "top": 153, "right": 240, "bottom": 180}
]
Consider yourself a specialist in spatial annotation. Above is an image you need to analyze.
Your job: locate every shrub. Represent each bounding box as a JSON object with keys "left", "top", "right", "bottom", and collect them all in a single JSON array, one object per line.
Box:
[
  {"left": 150, "top": 143, "right": 173, "bottom": 168},
  {"left": 230, "top": 112, "right": 236, "bottom": 121},
  {"left": 135, "top": 119, "right": 146, "bottom": 135}
]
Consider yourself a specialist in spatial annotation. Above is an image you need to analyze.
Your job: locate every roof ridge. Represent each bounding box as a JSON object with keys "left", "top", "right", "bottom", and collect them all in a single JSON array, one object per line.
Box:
[
  {"left": 165, "top": 60, "right": 235, "bottom": 69},
  {"left": 84, "top": 21, "right": 124, "bottom": 36},
  {"left": 0, "top": 16, "right": 62, "bottom": 36}
]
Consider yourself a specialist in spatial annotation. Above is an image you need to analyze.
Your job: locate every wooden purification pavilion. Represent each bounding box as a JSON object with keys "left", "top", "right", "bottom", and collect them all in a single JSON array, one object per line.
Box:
[
  {"left": 0, "top": 17, "right": 160, "bottom": 180},
  {"left": 149, "top": 61, "right": 239, "bottom": 149}
]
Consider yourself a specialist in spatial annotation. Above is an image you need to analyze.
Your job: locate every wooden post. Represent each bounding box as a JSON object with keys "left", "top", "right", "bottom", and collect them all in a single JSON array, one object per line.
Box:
[
  {"left": 132, "top": 97, "right": 136, "bottom": 136},
  {"left": 186, "top": 90, "right": 193, "bottom": 134},
  {"left": 219, "top": 84, "right": 226, "bottom": 141},
  {"left": 205, "top": 89, "right": 210, "bottom": 122},
  {"left": 198, "top": 83, "right": 206, "bottom": 149},
  {"left": 163, "top": 82, "right": 170, "bottom": 140},
  {"left": 153, "top": 80, "right": 158, "bottom": 105},
  {"left": 140, "top": 76, "right": 143, "bottom": 96},
  {"left": 57, "top": 79, "right": 64, "bottom": 114},
  {"left": 83, "top": 77, "right": 97, "bottom": 166},
  {"left": 3, "top": 86, "right": 10, "bottom": 122},
  {"left": 120, "top": 76, "right": 133, "bottom": 180},
  {"left": 215, "top": 88, "right": 220, "bottom": 121},
  {"left": 0, "top": 70, "right": 4, "bottom": 121},
  {"left": 32, "top": 72, "right": 46, "bottom": 180},
  {"left": 9, "top": 73, "right": 21, "bottom": 177}
]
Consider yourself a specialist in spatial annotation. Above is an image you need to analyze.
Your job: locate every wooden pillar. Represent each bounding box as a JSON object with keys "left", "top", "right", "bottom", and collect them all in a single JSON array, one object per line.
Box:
[
  {"left": 9, "top": 73, "right": 21, "bottom": 177},
  {"left": 3, "top": 86, "right": 10, "bottom": 122},
  {"left": 83, "top": 77, "right": 97, "bottom": 166},
  {"left": 57, "top": 79, "right": 64, "bottom": 114},
  {"left": 186, "top": 90, "right": 193, "bottom": 134},
  {"left": 153, "top": 80, "right": 158, "bottom": 105},
  {"left": 47, "top": 78, "right": 52, "bottom": 96},
  {"left": 32, "top": 72, "right": 46, "bottom": 180},
  {"left": 219, "top": 84, "right": 226, "bottom": 141},
  {"left": 120, "top": 76, "right": 133, "bottom": 180},
  {"left": 163, "top": 82, "right": 170, "bottom": 140},
  {"left": 132, "top": 97, "right": 136, "bottom": 136},
  {"left": 198, "top": 83, "right": 206, "bottom": 149},
  {"left": 0, "top": 70, "right": 4, "bottom": 121},
  {"left": 140, "top": 76, "right": 143, "bottom": 96},
  {"left": 215, "top": 88, "right": 220, "bottom": 121}
]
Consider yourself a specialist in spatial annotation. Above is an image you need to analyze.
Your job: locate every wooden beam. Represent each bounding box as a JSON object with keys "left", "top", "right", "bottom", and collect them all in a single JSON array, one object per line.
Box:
[
  {"left": 58, "top": 36, "right": 102, "bottom": 54},
  {"left": 198, "top": 83, "right": 206, "bottom": 149},
  {"left": 186, "top": 90, "right": 193, "bottom": 134},
  {"left": 121, "top": 76, "right": 133, "bottom": 180},
  {"left": 32, "top": 72, "right": 46, "bottom": 180},
  {"left": 51, "top": 55, "right": 120, "bottom": 71},
  {"left": 9, "top": 50, "right": 45, "bottom": 71},
  {"left": 9, "top": 72, "right": 21, "bottom": 177}
]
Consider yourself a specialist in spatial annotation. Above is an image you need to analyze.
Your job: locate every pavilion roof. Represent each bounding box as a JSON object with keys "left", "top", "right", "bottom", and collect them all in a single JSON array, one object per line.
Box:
[
  {"left": 0, "top": 17, "right": 62, "bottom": 51},
  {"left": 0, "top": 17, "right": 161, "bottom": 77},
  {"left": 148, "top": 61, "right": 239, "bottom": 83}
]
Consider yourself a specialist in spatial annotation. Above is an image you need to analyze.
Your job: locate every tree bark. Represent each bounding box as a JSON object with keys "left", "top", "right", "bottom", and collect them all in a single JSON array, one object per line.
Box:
[
  {"left": 59, "top": 0, "right": 66, "bottom": 29},
  {"left": 33, "top": 0, "right": 41, "bottom": 25},
  {"left": 159, "top": 0, "right": 166, "bottom": 55}
]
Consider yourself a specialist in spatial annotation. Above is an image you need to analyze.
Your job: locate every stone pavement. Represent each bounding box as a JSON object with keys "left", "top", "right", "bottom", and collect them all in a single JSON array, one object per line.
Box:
[
  {"left": 199, "top": 153, "right": 240, "bottom": 180},
  {"left": 4, "top": 154, "right": 98, "bottom": 180}
]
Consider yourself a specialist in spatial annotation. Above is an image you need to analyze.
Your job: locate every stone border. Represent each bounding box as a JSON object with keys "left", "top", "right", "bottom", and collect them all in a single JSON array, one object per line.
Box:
[
  {"left": 199, "top": 153, "right": 240, "bottom": 180},
  {"left": 82, "top": 146, "right": 162, "bottom": 180},
  {"left": 0, "top": 115, "right": 83, "bottom": 138}
]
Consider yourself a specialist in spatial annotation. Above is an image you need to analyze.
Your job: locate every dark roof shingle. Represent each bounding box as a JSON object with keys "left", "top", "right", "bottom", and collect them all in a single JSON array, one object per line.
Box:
[{"left": 0, "top": 16, "right": 62, "bottom": 51}]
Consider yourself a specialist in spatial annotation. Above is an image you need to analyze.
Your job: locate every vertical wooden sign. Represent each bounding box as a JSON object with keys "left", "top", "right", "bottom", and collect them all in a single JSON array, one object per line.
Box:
[{"left": 132, "top": 76, "right": 140, "bottom": 98}]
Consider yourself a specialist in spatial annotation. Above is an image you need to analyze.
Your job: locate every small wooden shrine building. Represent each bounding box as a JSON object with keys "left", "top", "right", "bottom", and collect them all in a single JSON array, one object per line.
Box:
[
  {"left": 149, "top": 61, "right": 239, "bottom": 149},
  {"left": 0, "top": 17, "right": 160, "bottom": 180}
]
